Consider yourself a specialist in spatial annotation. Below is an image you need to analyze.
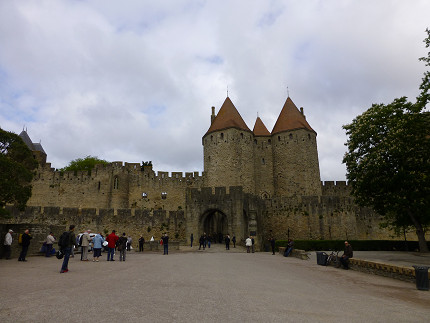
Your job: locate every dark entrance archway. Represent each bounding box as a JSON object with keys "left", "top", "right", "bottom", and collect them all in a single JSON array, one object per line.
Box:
[{"left": 200, "top": 209, "right": 228, "bottom": 243}]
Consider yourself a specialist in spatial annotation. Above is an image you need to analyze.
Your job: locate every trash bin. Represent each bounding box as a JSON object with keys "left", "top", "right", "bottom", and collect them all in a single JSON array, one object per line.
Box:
[
  {"left": 316, "top": 252, "right": 328, "bottom": 266},
  {"left": 413, "top": 266, "right": 429, "bottom": 291}
]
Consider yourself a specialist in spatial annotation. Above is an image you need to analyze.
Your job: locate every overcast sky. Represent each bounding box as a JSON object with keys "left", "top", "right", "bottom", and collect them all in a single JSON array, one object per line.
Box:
[{"left": 1, "top": 0, "right": 429, "bottom": 181}]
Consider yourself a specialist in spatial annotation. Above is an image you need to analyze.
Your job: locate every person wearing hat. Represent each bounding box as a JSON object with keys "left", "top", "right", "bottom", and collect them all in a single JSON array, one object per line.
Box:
[{"left": 0, "top": 229, "right": 13, "bottom": 260}]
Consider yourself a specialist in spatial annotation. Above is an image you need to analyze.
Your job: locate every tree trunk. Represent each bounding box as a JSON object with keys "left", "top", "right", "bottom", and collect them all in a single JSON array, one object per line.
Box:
[{"left": 408, "top": 210, "right": 429, "bottom": 253}]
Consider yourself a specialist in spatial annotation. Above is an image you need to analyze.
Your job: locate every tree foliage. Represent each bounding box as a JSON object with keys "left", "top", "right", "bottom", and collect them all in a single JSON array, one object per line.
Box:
[
  {"left": 343, "top": 29, "right": 430, "bottom": 252},
  {"left": 60, "top": 156, "right": 109, "bottom": 172},
  {"left": 0, "top": 128, "right": 38, "bottom": 212}
]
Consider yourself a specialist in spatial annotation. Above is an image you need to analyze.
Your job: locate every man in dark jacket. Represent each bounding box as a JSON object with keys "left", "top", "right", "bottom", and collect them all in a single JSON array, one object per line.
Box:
[
  {"left": 117, "top": 233, "right": 128, "bottom": 261},
  {"left": 340, "top": 241, "right": 353, "bottom": 269},
  {"left": 269, "top": 237, "right": 276, "bottom": 255},
  {"left": 225, "top": 234, "right": 230, "bottom": 250},
  {"left": 162, "top": 233, "right": 169, "bottom": 255},
  {"left": 18, "top": 229, "right": 32, "bottom": 262},
  {"left": 138, "top": 235, "right": 145, "bottom": 252},
  {"left": 60, "top": 225, "right": 76, "bottom": 273}
]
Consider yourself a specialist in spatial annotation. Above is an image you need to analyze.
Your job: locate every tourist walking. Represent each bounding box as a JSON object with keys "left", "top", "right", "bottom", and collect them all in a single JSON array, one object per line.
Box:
[
  {"left": 92, "top": 232, "right": 104, "bottom": 262},
  {"left": 251, "top": 236, "right": 255, "bottom": 253},
  {"left": 199, "top": 234, "right": 205, "bottom": 250},
  {"left": 245, "top": 236, "right": 252, "bottom": 253},
  {"left": 118, "top": 233, "right": 127, "bottom": 261},
  {"left": 127, "top": 235, "right": 132, "bottom": 251},
  {"left": 80, "top": 230, "right": 92, "bottom": 261},
  {"left": 269, "top": 237, "right": 276, "bottom": 255},
  {"left": 232, "top": 235, "right": 236, "bottom": 248},
  {"left": 138, "top": 235, "right": 145, "bottom": 252},
  {"left": 162, "top": 233, "right": 169, "bottom": 255},
  {"left": 18, "top": 229, "right": 32, "bottom": 262},
  {"left": 60, "top": 225, "right": 76, "bottom": 273},
  {"left": 225, "top": 234, "right": 230, "bottom": 250},
  {"left": 190, "top": 233, "right": 193, "bottom": 247},
  {"left": 106, "top": 230, "right": 119, "bottom": 261},
  {"left": 45, "top": 232, "right": 55, "bottom": 257},
  {"left": 0, "top": 229, "right": 13, "bottom": 259}
]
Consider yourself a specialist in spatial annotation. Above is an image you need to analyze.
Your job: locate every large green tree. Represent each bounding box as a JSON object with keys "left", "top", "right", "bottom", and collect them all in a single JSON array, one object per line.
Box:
[
  {"left": 343, "top": 30, "right": 430, "bottom": 252},
  {"left": 0, "top": 128, "right": 38, "bottom": 213},
  {"left": 60, "top": 155, "right": 109, "bottom": 172}
]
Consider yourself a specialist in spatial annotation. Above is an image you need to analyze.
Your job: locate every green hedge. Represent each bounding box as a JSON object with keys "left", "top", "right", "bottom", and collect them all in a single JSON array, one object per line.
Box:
[{"left": 274, "top": 240, "right": 429, "bottom": 252}]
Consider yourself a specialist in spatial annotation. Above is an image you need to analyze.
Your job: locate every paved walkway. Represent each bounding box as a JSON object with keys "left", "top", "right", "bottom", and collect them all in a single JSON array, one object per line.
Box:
[{"left": 0, "top": 245, "right": 429, "bottom": 322}]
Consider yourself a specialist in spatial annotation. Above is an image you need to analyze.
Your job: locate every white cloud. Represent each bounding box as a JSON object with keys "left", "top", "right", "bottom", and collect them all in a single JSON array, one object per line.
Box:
[{"left": 0, "top": 0, "right": 429, "bottom": 181}]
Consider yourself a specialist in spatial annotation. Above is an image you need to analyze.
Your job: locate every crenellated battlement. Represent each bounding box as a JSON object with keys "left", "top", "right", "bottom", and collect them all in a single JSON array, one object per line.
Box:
[
  {"left": 321, "top": 180, "right": 351, "bottom": 197},
  {"left": 187, "top": 186, "right": 244, "bottom": 201}
]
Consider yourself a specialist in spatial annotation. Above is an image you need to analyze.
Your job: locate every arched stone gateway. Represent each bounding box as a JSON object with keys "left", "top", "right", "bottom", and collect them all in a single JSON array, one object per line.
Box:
[
  {"left": 200, "top": 209, "right": 228, "bottom": 238},
  {"left": 185, "top": 187, "right": 265, "bottom": 249}
]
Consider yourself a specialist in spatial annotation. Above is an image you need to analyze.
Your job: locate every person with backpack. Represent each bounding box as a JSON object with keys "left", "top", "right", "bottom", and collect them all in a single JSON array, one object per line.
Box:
[
  {"left": 18, "top": 229, "right": 32, "bottom": 262},
  {"left": 59, "top": 225, "right": 76, "bottom": 273},
  {"left": 106, "top": 230, "right": 119, "bottom": 261}
]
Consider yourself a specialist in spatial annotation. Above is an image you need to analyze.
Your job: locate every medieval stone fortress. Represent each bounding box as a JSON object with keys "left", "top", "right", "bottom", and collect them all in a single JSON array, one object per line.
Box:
[{"left": 13, "top": 96, "right": 392, "bottom": 248}]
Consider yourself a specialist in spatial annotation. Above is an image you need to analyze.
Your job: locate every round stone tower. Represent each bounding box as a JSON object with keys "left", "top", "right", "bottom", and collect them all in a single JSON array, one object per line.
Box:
[
  {"left": 271, "top": 97, "right": 322, "bottom": 197},
  {"left": 202, "top": 97, "right": 255, "bottom": 193}
]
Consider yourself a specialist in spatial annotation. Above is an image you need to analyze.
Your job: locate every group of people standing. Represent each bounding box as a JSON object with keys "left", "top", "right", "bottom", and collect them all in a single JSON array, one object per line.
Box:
[
  {"left": 195, "top": 233, "right": 237, "bottom": 250},
  {"left": 0, "top": 229, "right": 33, "bottom": 261}
]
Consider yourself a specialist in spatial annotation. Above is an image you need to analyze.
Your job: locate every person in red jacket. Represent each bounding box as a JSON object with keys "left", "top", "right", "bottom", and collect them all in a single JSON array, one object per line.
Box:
[{"left": 106, "top": 230, "right": 119, "bottom": 261}]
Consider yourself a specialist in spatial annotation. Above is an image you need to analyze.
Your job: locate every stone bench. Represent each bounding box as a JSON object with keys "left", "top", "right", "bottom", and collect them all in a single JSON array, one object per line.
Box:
[{"left": 278, "top": 247, "right": 310, "bottom": 260}]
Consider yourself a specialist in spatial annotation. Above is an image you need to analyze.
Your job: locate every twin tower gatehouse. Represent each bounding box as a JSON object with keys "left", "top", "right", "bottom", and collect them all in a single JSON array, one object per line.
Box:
[{"left": 203, "top": 96, "right": 321, "bottom": 198}]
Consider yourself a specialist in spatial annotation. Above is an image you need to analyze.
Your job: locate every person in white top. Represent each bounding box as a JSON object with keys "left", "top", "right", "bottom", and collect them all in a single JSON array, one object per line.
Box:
[
  {"left": 45, "top": 232, "right": 55, "bottom": 257},
  {"left": 245, "top": 236, "right": 252, "bottom": 253},
  {"left": 1, "top": 229, "right": 13, "bottom": 259}
]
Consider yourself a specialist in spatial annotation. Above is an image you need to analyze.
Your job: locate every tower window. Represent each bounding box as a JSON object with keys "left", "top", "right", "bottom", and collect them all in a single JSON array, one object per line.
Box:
[
  {"left": 161, "top": 192, "right": 167, "bottom": 199},
  {"left": 221, "top": 133, "right": 224, "bottom": 140},
  {"left": 289, "top": 133, "right": 293, "bottom": 139},
  {"left": 211, "top": 135, "right": 213, "bottom": 142},
  {"left": 262, "top": 158, "right": 265, "bottom": 165},
  {"left": 278, "top": 136, "right": 281, "bottom": 141},
  {"left": 241, "top": 133, "right": 244, "bottom": 139},
  {"left": 308, "top": 134, "right": 311, "bottom": 140},
  {"left": 254, "top": 139, "right": 257, "bottom": 145},
  {"left": 113, "top": 177, "right": 119, "bottom": 189},
  {"left": 98, "top": 181, "right": 101, "bottom": 190}
]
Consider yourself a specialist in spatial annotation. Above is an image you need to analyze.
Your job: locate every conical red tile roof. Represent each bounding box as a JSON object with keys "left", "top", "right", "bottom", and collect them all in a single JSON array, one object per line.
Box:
[
  {"left": 253, "top": 117, "right": 271, "bottom": 136},
  {"left": 272, "top": 97, "right": 316, "bottom": 135},
  {"left": 205, "top": 97, "right": 251, "bottom": 135}
]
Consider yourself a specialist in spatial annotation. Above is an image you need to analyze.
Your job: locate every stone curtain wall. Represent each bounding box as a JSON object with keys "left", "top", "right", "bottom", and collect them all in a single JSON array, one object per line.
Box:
[
  {"left": 27, "top": 162, "right": 202, "bottom": 211},
  {"left": 2, "top": 206, "right": 186, "bottom": 247}
]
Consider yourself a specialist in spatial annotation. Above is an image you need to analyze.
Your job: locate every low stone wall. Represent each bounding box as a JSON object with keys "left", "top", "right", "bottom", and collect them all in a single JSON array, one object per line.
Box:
[
  {"left": 278, "top": 247, "right": 309, "bottom": 260},
  {"left": 349, "top": 258, "right": 429, "bottom": 283}
]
